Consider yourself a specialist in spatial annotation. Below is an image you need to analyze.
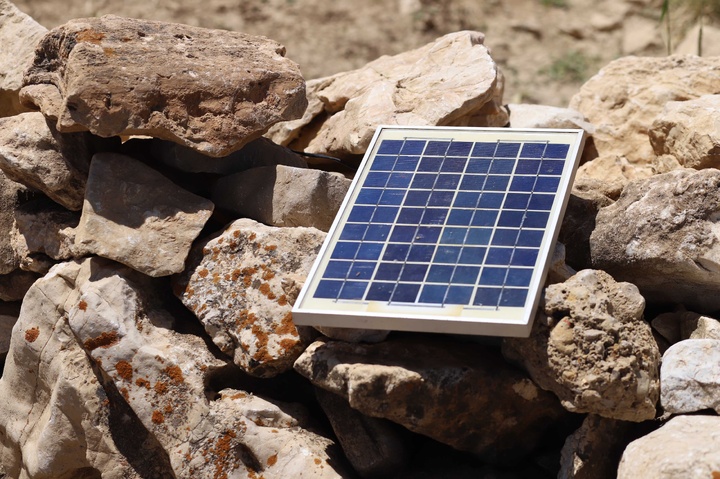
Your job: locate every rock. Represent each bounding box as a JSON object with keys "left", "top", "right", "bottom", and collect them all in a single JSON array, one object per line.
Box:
[
  {"left": 683, "top": 314, "right": 720, "bottom": 340},
  {"left": 0, "top": 0, "right": 47, "bottom": 117},
  {"left": 313, "top": 326, "right": 390, "bottom": 343},
  {"left": 268, "top": 31, "right": 504, "bottom": 158},
  {"left": 0, "top": 170, "right": 26, "bottom": 275},
  {"left": 503, "top": 269, "right": 659, "bottom": 422},
  {"left": 211, "top": 165, "right": 351, "bottom": 231},
  {"left": 572, "top": 154, "right": 655, "bottom": 200},
  {"left": 590, "top": 168, "right": 720, "bottom": 312},
  {"left": 175, "top": 218, "right": 325, "bottom": 377},
  {"left": 74, "top": 152, "right": 214, "bottom": 277},
  {"left": 547, "top": 242, "right": 576, "bottom": 285},
  {"left": 676, "top": 24, "right": 720, "bottom": 57},
  {"left": 20, "top": 15, "right": 307, "bottom": 157},
  {"left": 559, "top": 415, "right": 632, "bottom": 479},
  {"left": 11, "top": 196, "right": 80, "bottom": 261},
  {"left": 0, "top": 304, "right": 17, "bottom": 361},
  {"left": 570, "top": 55, "right": 720, "bottom": 164},
  {"left": 660, "top": 339, "right": 720, "bottom": 414},
  {"left": 294, "top": 336, "right": 567, "bottom": 463},
  {"left": 0, "top": 269, "right": 39, "bottom": 301},
  {"left": 650, "top": 311, "right": 684, "bottom": 345},
  {"left": 152, "top": 136, "right": 307, "bottom": 174},
  {"left": 617, "top": 415, "right": 720, "bottom": 479},
  {"left": 315, "top": 387, "right": 408, "bottom": 478},
  {"left": 558, "top": 188, "right": 613, "bottom": 271},
  {"left": 649, "top": 94, "right": 720, "bottom": 169},
  {"left": 0, "top": 112, "right": 89, "bottom": 210},
  {"left": 506, "top": 103, "right": 594, "bottom": 133}
]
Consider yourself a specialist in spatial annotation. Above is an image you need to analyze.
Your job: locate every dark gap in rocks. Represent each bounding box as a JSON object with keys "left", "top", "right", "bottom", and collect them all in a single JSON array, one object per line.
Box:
[{"left": 57, "top": 467, "right": 102, "bottom": 479}]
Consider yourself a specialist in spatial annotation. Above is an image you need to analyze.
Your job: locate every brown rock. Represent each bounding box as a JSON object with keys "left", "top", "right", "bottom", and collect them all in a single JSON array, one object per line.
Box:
[
  {"left": 559, "top": 415, "right": 633, "bottom": 479},
  {"left": 0, "top": 270, "right": 39, "bottom": 302},
  {"left": 21, "top": 15, "right": 307, "bottom": 157},
  {"left": 0, "top": 170, "right": 26, "bottom": 275},
  {"left": 12, "top": 196, "right": 80, "bottom": 260}
]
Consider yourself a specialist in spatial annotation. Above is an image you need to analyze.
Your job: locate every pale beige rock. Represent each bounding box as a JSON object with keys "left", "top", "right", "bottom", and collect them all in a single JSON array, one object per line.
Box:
[
  {"left": 11, "top": 197, "right": 80, "bottom": 261},
  {"left": 212, "top": 165, "right": 351, "bottom": 231},
  {"left": 649, "top": 94, "right": 720, "bottom": 169},
  {"left": 74, "top": 152, "right": 214, "bottom": 277},
  {"left": 573, "top": 154, "right": 654, "bottom": 200},
  {"left": 0, "top": 112, "right": 89, "bottom": 210},
  {"left": 175, "top": 218, "right": 325, "bottom": 377},
  {"left": 676, "top": 24, "right": 720, "bottom": 57},
  {"left": 559, "top": 415, "right": 632, "bottom": 479},
  {"left": 0, "top": 0, "right": 47, "bottom": 117},
  {"left": 507, "top": 103, "right": 594, "bottom": 133},
  {"left": 590, "top": 168, "right": 720, "bottom": 312},
  {"left": 570, "top": 55, "right": 720, "bottom": 164},
  {"left": 660, "top": 339, "right": 720, "bottom": 414},
  {"left": 268, "top": 31, "right": 503, "bottom": 158},
  {"left": 684, "top": 314, "right": 720, "bottom": 340},
  {"left": 295, "top": 337, "right": 567, "bottom": 462},
  {"left": 21, "top": 15, "right": 307, "bottom": 157},
  {"left": 617, "top": 415, "right": 720, "bottom": 479},
  {"left": 547, "top": 242, "right": 576, "bottom": 285},
  {"left": 503, "top": 269, "right": 659, "bottom": 422},
  {"left": 621, "top": 15, "right": 663, "bottom": 54}
]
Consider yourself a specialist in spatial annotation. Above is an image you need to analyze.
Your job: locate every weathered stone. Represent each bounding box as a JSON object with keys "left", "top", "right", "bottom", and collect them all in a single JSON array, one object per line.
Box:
[
  {"left": 649, "top": 94, "right": 720, "bottom": 169},
  {"left": 11, "top": 196, "right": 80, "bottom": 261},
  {"left": 590, "top": 168, "right": 720, "bottom": 312},
  {"left": 572, "top": 154, "right": 654, "bottom": 200},
  {"left": 315, "top": 387, "right": 408, "bottom": 478},
  {"left": 676, "top": 24, "right": 720, "bottom": 57},
  {"left": 175, "top": 218, "right": 325, "bottom": 377},
  {"left": 152, "top": 136, "right": 307, "bottom": 174},
  {"left": 0, "top": 170, "right": 26, "bottom": 275},
  {"left": 0, "top": 112, "right": 89, "bottom": 210},
  {"left": 21, "top": 15, "right": 307, "bottom": 157},
  {"left": 0, "top": 302, "right": 18, "bottom": 361},
  {"left": 506, "top": 103, "right": 594, "bottom": 133},
  {"left": 547, "top": 242, "right": 577, "bottom": 285},
  {"left": 294, "top": 336, "right": 567, "bottom": 462},
  {"left": 617, "top": 415, "right": 720, "bottom": 479},
  {"left": 313, "top": 326, "right": 390, "bottom": 343},
  {"left": 559, "top": 415, "right": 632, "bottom": 479},
  {"left": 683, "top": 314, "right": 720, "bottom": 340},
  {"left": 558, "top": 188, "right": 613, "bottom": 271},
  {"left": 0, "top": 269, "right": 39, "bottom": 302},
  {"left": 74, "top": 152, "right": 214, "bottom": 277},
  {"left": 0, "top": 0, "right": 47, "bottom": 117},
  {"left": 212, "top": 165, "right": 351, "bottom": 231},
  {"left": 570, "top": 55, "right": 720, "bottom": 164},
  {"left": 268, "top": 31, "right": 503, "bottom": 158},
  {"left": 660, "top": 339, "right": 720, "bottom": 414},
  {"left": 503, "top": 269, "right": 659, "bottom": 422}
]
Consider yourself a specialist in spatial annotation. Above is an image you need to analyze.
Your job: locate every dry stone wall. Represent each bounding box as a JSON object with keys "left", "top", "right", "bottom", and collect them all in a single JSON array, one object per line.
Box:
[{"left": 2, "top": 2, "right": 720, "bottom": 478}]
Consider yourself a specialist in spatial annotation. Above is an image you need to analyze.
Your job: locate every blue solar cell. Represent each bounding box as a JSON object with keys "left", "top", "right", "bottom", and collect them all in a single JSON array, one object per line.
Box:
[
  {"left": 405, "top": 190, "right": 430, "bottom": 206},
  {"left": 366, "top": 282, "right": 394, "bottom": 301},
  {"left": 452, "top": 266, "right": 480, "bottom": 284},
  {"left": 392, "top": 283, "right": 421, "bottom": 302},
  {"left": 485, "top": 247, "right": 513, "bottom": 265},
  {"left": 427, "top": 264, "right": 454, "bottom": 282},
  {"left": 371, "top": 206, "right": 399, "bottom": 223},
  {"left": 383, "top": 243, "right": 409, "bottom": 261},
  {"left": 447, "top": 209, "right": 473, "bottom": 225},
  {"left": 370, "top": 155, "right": 397, "bottom": 171},
  {"left": 498, "top": 211, "right": 524, "bottom": 227},
  {"left": 459, "top": 247, "right": 487, "bottom": 264},
  {"left": 379, "top": 189, "right": 406, "bottom": 205},
  {"left": 509, "top": 176, "right": 536, "bottom": 192},
  {"left": 356, "top": 188, "right": 382, "bottom": 205},
  {"left": 434, "top": 246, "right": 461, "bottom": 263},
  {"left": 387, "top": 173, "right": 412, "bottom": 188},
  {"left": 349, "top": 262, "right": 376, "bottom": 280},
  {"left": 466, "top": 228, "right": 492, "bottom": 245},
  {"left": 534, "top": 176, "right": 560, "bottom": 192},
  {"left": 506, "top": 268, "right": 533, "bottom": 286},
  {"left": 471, "top": 142, "right": 498, "bottom": 157},
  {"left": 500, "top": 288, "right": 528, "bottom": 307},
  {"left": 395, "top": 156, "right": 420, "bottom": 171},
  {"left": 454, "top": 191, "right": 480, "bottom": 207},
  {"left": 539, "top": 160, "right": 565, "bottom": 175},
  {"left": 504, "top": 193, "right": 530, "bottom": 210},
  {"left": 520, "top": 143, "right": 547, "bottom": 158},
  {"left": 460, "top": 175, "right": 486, "bottom": 191},
  {"left": 440, "top": 158, "right": 468, "bottom": 172},
  {"left": 484, "top": 175, "right": 510, "bottom": 191},
  {"left": 411, "top": 174, "right": 436, "bottom": 189},
  {"left": 489, "top": 159, "right": 516, "bottom": 174},
  {"left": 478, "top": 193, "right": 504, "bottom": 208},
  {"left": 397, "top": 207, "right": 424, "bottom": 224},
  {"left": 435, "top": 174, "right": 461, "bottom": 189},
  {"left": 338, "top": 281, "right": 368, "bottom": 300},
  {"left": 447, "top": 142, "right": 473, "bottom": 156},
  {"left": 495, "top": 142, "right": 520, "bottom": 158},
  {"left": 510, "top": 248, "right": 539, "bottom": 266},
  {"left": 420, "top": 208, "right": 448, "bottom": 225},
  {"left": 323, "top": 260, "right": 351, "bottom": 279},
  {"left": 401, "top": 263, "right": 429, "bottom": 282},
  {"left": 415, "top": 226, "right": 441, "bottom": 243},
  {"left": 340, "top": 224, "right": 367, "bottom": 241},
  {"left": 470, "top": 210, "right": 498, "bottom": 227},
  {"left": 376, "top": 262, "right": 402, "bottom": 280},
  {"left": 465, "top": 159, "right": 491, "bottom": 174},
  {"left": 390, "top": 225, "right": 416, "bottom": 243},
  {"left": 418, "top": 157, "right": 442, "bottom": 172},
  {"left": 479, "top": 267, "right": 506, "bottom": 286},
  {"left": 331, "top": 241, "right": 359, "bottom": 259},
  {"left": 315, "top": 280, "right": 343, "bottom": 299},
  {"left": 473, "top": 287, "right": 501, "bottom": 306},
  {"left": 365, "top": 224, "right": 391, "bottom": 241},
  {"left": 544, "top": 143, "right": 569, "bottom": 159},
  {"left": 400, "top": 140, "right": 427, "bottom": 155},
  {"left": 515, "top": 159, "right": 540, "bottom": 175},
  {"left": 364, "top": 172, "right": 390, "bottom": 187},
  {"left": 529, "top": 194, "right": 554, "bottom": 210},
  {"left": 523, "top": 211, "right": 550, "bottom": 228},
  {"left": 492, "top": 228, "right": 519, "bottom": 246},
  {"left": 518, "top": 230, "right": 544, "bottom": 247},
  {"left": 428, "top": 191, "right": 454, "bottom": 206},
  {"left": 407, "top": 244, "right": 436, "bottom": 262},
  {"left": 441, "top": 227, "right": 467, "bottom": 244},
  {"left": 425, "top": 141, "right": 450, "bottom": 156},
  {"left": 377, "top": 139, "right": 403, "bottom": 155},
  {"left": 356, "top": 243, "right": 383, "bottom": 260},
  {"left": 445, "top": 286, "right": 473, "bottom": 304},
  {"left": 419, "top": 284, "right": 447, "bottom": 303}
]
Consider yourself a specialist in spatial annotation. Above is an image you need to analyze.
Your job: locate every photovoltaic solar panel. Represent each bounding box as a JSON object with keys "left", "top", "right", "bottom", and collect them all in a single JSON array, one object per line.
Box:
[{"left": 292, "top": 126, "right": 586, "bottom": 337}]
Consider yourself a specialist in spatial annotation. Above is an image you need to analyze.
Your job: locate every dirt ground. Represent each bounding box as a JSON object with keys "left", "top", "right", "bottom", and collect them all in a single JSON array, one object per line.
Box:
[{"left": 12, "top": 0, "right": 707, "bottom": 107}]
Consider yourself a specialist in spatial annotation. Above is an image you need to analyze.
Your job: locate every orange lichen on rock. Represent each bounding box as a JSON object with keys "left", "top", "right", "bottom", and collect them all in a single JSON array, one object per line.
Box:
[
  {"left": 263, "top": 244, "right": 277, "bottom": 252},
  {"left": 24, "top": 327, "right": 39, "bottom": 343},
  {"left": 116, "top": 360, "right": 133, "bottom": 381},
  {"left": 267, "top": 454, "right": 277, "bottom": 466},
  {"left": 152, "top": 410, "right": 165, "bottom": 424},
  {"left": 198, "top": 268, "right": 209, "bottom": 278},
  {"left": 76, "top": 28, "right": 105, "bottom": 43},
  {"left": 83, "top": 331, "right": 119, "bottom": 351},
  {"left": 164, "top": 365, "right": 185, "bottom": 384},
  {"left": 211, "top": 430, "right": 238, "bottom": 479},
  {"left": 277, "top": 295, "right": 288, "bottom": 306},
  {"left": 261, "top": 269, "right": 275, "bottom": 281},
  {"left": 154, "top": 381, "right": 168, "bottom": 395},
  {"left": 276, "top": 312, "right": 298, "bottom": 337},
  {"left": 136, "top": 378, "right": 151, "bottom": 389},
  {"left": 78, "top": 300, "right": 88, "bottom": 311}
]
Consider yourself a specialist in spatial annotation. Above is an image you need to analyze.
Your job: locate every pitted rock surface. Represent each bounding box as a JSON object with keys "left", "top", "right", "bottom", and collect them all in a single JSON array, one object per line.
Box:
[
  {"left": 175, "top": 218, "right": 325, "bottom": 377},
  {"left": 503, "top": 269, "right": 659, "bottom": 422},
  {"left": 20, "top": 15, "right": 307, "bottom": 157}
]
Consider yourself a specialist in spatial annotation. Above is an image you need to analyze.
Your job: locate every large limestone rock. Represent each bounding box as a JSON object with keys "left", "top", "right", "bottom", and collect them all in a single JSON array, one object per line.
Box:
[
  {"left": 572, "top": 154, "right": 655, "bottom": 201},
  {"left": 0, "top": 112, "right": 89, "bottom": 210},
  {"left": 590, "top": 168, "right": 720, "bottom": 312},
  {"left": 559, "top": 415, "right": 632, "bottom": 479},
  {"left": 74, "top": 152, "right": 214, "bottom": 277},
  {"left": 649, "top": 94, "right": 720, "bottom": 169},
  {"left": 617, "top": 415, "right": 720, "bottom": 479},
  {"left": 211, "top": 165, "right": 351, "bottom": 231},
  {"left": 11, "top": 197, "right": 80, "bottom": 261},
  {"left": 294, "top": 337, "right": 567, "bottom": 463},
  {"left": 660, "top": 339, "right": 720, "bottom": 414},
  {"left": 20, "top": 15, "right": 307, "bottom": 157},
  {"left": 175, "top": 218, "right": 325, "bottom": 377},
  {"left": 570, "top": 55, "right": 720, "bottom": 164},
  {"left": 0, "top": 0, "right": 47, "bottom": 117},
  {"left": 268, "top": 31, "right": 505, "bottom": 158},
  {"left": 503, "top": 269, "right": 659, "bottom": 422},
  {"left": 506, "top": 103, "right": 594, "bottom": 132}
]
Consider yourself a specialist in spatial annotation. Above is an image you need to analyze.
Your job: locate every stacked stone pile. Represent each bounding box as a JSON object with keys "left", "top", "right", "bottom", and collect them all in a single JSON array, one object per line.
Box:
[{"left": 2, "top": 1, "right": 720, "bottom": 477}]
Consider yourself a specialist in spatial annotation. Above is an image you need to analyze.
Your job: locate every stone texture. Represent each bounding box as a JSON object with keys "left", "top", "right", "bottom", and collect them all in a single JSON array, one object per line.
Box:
[
  {"left": 268, "top": 31, "right": 505, "bottom": 158},
  {"left": 558, "top": 188, "right": 613, "bottom": 271},
  {"left": 313, "top": 326, "right": 390, "bottom": 343},
  {"left": 74, "top": 152, "right": 214, "bottom": 277},
  {"left": 0, "top": 269, "right": 39, "bottom": 302},
  {"left": 20, "top": 15, "right": 307, "bottom": 157},
  {"left": 175, "top": 218, "right": 325, "bottom": 377},
  {"left": 315, "top": 387, "right": 408, "bottom": 478},
  {"left": 0, "top": 0, "right": 47, "bottom": 117},
  {"left": 294, "top": 336, "right": 567, "bottom": 462},
  {"left": 617, "top": 415, "right": 720, "bottom": 479},
  {"left": 660, "top": 339, "right": 720, "bottom": 414},
  {"left": 572, "top": 154, "right": 655, "bottom": 201},
  {"left": 676, "top": 24, "right": 720, "bottom": 57},
  {"left": 0, "top": 112, "right": 89, "bottom": 210},
  {"left": 0, "top": 303, "right": 17, "bottom": 360},
  {"left": 590, "top": 168, "right": 720, "bottom": 312},
  {"left": 649, "top": 94, "right": 720, "bottom": 169},
  {"left": 559, "top": 415, "right": 632, "bottom": 479},
  {"left": 0, "top": 169, "right": 26, "bottom": 275},
  {"left": 11, "top": 196, "right": 80, "bottom": 261},
  {"left": 152, "top": 136, "right": 307, "bottom": 175},
  {"left": 503, "top": 269, "right": 659, "bottom": 422},
  {"left": 506, "top": 103, "right": 594, "bottom": 133},
  {"left": 652, "top": 310, "right": 720, "bottom": 345},
  {"left": 570, "top": 55, "right": 720, "bottom": 164},
  {"left": 212, "top": 165, "right": 351, "bottom": 231}
]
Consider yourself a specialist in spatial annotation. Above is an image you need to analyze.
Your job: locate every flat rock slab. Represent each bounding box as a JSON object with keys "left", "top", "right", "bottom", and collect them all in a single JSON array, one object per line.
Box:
[
  {"left": 74, "top": 152, "right": 214, "bottom": 277},
  {"left": 175, "top": 218, "right": 325, "bottom": 377},
  {"left": 661, "top": 339, "right": 720, "bottom": 414},
  {"left": 21, "top": 15, "right": 307, "bottom": 157},
  {"left": 268, "top": 30, "right": 504, "bottom": 158},
  {"left": 590, "top": 168, "right": 720, "bottom": 312}
]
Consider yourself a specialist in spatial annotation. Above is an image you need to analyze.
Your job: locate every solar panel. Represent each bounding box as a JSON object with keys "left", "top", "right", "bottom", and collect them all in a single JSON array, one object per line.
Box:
[{"left": 292, "top": 126, "right": 586, "bottom": 337}]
